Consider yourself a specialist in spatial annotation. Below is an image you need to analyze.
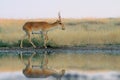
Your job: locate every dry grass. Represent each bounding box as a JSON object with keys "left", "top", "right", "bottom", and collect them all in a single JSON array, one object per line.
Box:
[
  {"left": 0, "top": 53, "right": 120, "bottom": 71},
  {"left": 0, "top": 18, "right": 120, "bottom": 47}
]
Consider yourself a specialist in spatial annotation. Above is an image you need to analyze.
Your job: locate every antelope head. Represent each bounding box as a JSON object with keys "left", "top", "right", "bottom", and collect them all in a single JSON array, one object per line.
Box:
[{"left": 56, "top": 12, "right": 65, "bottom": 30}]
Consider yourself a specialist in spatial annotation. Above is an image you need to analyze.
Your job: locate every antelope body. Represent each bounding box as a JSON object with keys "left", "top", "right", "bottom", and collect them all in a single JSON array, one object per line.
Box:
[
  {"left": 23, "top": 66, "right": 65, "bottom": 79},
  {"left": 20, "top": 13, "right": 65, "bottom": 48},
  {"left": 20, "top": 52, "right": 65, "bottom": 80}
]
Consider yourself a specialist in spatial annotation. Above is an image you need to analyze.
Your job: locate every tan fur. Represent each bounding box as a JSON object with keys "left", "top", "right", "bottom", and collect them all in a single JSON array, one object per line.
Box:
[
  {"left": 20, "top": 13, "right": 65, "bottom": 48},
  {"left": 20, "top": 52, "right": 65, "bottom": 80}
]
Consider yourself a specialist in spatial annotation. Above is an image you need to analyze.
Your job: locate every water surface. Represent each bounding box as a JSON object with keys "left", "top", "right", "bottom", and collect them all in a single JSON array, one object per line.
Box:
[{"left": 0, "top": 49, "right": 120, "bottom": 80}]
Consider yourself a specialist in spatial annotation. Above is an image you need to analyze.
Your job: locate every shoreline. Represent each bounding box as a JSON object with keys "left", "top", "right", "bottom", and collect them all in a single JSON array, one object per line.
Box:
[{"left": 0, "top": 45, "right": 120, "bottom": 52}]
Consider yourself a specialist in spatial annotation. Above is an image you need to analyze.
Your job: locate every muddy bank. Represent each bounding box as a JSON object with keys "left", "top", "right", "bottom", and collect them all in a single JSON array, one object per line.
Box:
[{"left": 0, "top": 44, "right": 120, "bottom": 53}]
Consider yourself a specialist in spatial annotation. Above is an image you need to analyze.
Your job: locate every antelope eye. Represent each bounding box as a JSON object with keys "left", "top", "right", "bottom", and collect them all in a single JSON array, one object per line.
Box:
[{"left": 59, "top": 23, "right": 62, "bottom": 24}]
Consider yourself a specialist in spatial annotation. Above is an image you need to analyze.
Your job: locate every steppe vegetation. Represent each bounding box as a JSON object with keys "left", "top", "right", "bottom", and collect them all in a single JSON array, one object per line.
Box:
[{"left": 0, "top": 18, "right": 120, "bottom": 47}]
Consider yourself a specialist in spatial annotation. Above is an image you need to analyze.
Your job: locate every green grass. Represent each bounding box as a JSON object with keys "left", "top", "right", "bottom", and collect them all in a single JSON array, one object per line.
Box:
[{"left": 0, "top": 38, "right": 58, "bottom": 48}]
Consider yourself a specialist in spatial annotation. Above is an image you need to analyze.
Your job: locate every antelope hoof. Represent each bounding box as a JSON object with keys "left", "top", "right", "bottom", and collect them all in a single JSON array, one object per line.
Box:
[
  {"left": 33, "top": 52, "right": 36, "bottom": 55},
  {"left": 33, "top": 46, "right": 36, "bottom": 48},
  {"left": 44, "top": 46, "right": 47, "bottom": 49},
  {"left": 20, "top": 45, "right": 23, "bottom": 48}
]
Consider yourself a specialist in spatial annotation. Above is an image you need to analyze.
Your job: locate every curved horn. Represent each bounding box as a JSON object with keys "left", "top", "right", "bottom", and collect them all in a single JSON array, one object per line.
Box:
[{"left": 58, "top": 12, "right": 61, "bottom": 21}]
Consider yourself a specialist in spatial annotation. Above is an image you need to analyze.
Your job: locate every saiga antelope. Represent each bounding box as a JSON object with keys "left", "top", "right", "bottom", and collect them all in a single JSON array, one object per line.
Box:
[
  {"left": 20, "top": 52, "right": 65, "bottom": 80},
  {"left": 20, "top": 12, "right": 65, "bottom": 48}
]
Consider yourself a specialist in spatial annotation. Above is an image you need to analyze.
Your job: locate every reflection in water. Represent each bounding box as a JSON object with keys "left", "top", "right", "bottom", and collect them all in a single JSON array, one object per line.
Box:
[
  {"left": 20, "top": 52, "right": 65, "bottom": 79},
  {"left": 0, "top": 71, "right": 120, "bottom": 80},
  {"left": 0, "top": 50, "right": 120, "bottom": 80}
]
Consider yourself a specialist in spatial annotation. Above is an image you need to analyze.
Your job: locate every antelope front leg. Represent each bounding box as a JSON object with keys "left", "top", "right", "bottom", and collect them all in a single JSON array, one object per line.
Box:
[
  {"left": 20, "top": 52, "right": 27, "bottom": 65},
  {"left": 20, "top": 34, "right": 27, "bottom": 48},
  {"left": 41, "top": 52, "right": 48, "bottom": 68},
  {"left": 27, "top": 52, "right": 36, "bottom": 68},
  {"left": 28, "top": 33, "right": 36, "bottom": 48}
]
